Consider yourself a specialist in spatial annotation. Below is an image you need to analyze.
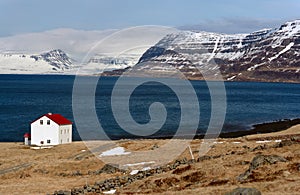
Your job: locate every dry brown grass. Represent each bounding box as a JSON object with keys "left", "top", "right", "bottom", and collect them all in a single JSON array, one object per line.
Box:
[
  {"left": 1, "top": 125, "right": 300, "bottom": 194},
  {"left": 0, "top": 142, "right": 122, "bottom": 194}
]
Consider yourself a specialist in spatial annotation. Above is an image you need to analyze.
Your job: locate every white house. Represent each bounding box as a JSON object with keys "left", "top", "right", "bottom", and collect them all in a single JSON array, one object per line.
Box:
[{"left": 31, "top": 113, "right": 72, "bottom": 146}]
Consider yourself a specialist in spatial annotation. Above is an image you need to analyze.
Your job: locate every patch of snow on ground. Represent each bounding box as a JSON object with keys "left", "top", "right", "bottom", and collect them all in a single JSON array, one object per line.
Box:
[
  {"left": 142, "top": 167, "right": 151, "bottom": 171},
  {"left": 99, "top": 147, "right": 131, "bottom": 157},
  {"left": 256, "top": 140, "right": 272, "bottom": 143},
  {"left": 103, "top": 189, "right": 116, "bottom": 194},
  {"left": 124, "top": 161, "right": 156, "bottom": 167},
  {"left": 213, "top": 141, "right": 224, "bottom": 144},
  {"left": 256, "top": 140, "right": 281, "bottom": 143},
  {"left": 130, "top": 170, "right": 139, "bottom": 175}
]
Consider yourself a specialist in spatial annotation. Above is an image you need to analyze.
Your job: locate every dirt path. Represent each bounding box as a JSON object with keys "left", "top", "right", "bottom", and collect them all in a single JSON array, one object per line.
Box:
[{"left": 0, "top": 163, "right": 33, "bottom": 175}]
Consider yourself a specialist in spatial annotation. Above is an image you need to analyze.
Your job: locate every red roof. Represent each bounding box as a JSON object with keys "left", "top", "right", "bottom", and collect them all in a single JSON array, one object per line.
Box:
[
  {"left": 31, "top": 113, "right": 72, "bottom": 125},
  {"left": 24, "top": 133, "right": 31, "bottom": 138}
]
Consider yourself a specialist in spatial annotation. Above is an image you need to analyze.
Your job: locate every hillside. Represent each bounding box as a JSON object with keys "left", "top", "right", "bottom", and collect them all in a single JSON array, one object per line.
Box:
[
  {"left": 1, "top": 125, "right": 300, "bottom": 194},
  {"left": 104, "top": 20, "right": 300, "bottom": 83}
]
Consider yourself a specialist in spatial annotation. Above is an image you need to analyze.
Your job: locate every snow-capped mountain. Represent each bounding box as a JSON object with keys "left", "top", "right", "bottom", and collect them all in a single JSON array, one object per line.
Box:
[
  {"left": 105, "top": 20, "right": 300, "bottom": 83},
  {"left": 33, "top": 49, "right": 73, "bottom": 70},
  {"left": 221, "top": 20, "right": 300, "bottom": 82},
  {"left": 0, "top": 28, "right": 116, "bottom": 74},
  {"left": 1, "top": 21, "right": 299, "bottom": 80},
  {"left": 0, "top": 27, "right": 174, "bottom": 75},
  {"left": 0, "top": 49, "right": 75, "bottom": 74}
]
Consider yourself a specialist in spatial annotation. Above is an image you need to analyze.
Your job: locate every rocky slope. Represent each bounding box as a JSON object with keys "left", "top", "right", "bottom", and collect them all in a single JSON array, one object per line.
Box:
[
  {"left": 104, "top": 20, "right": 300, "bottom": 83},
  {"left": 32, "top": 49, "right": 73, "bottom": 71}
]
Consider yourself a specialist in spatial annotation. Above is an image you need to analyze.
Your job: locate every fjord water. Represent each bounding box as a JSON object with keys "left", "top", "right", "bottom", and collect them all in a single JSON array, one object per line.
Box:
[{"left": 0, "top": 74, "right": 300, "bottom": 142}]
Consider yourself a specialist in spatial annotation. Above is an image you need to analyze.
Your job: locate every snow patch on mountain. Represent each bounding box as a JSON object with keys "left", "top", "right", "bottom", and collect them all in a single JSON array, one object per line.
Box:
[{"left": 269, "top": 42, "right": 295, "bottom": 61}]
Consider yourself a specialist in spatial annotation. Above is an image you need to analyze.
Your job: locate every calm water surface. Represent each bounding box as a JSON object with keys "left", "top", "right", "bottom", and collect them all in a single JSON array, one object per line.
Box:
[{"left": 0, "top": 74, "right": 299, "bottom": 141}]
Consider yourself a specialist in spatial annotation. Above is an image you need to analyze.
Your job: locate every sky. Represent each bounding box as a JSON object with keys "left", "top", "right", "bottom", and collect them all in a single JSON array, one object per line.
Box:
[{"left": 0, "top": 0, "right": 299, "bottom": 36}]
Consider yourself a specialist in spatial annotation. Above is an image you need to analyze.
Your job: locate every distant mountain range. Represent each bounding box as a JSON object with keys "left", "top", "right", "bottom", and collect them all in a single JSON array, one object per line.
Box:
[
  {"left": 0, "top": 49, "right": 75, "bottom": 74},
  {"left": 0, "top": 20, "right": 299, "bottom": 82},
  {"left": 0, "top": 27, "right": 171, "bottom": 75}
]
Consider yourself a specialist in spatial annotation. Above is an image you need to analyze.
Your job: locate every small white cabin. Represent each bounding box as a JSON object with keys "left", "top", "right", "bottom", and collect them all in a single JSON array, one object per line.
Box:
[{"left": 31, "top": 113, "right": 72, "bottom": 146}]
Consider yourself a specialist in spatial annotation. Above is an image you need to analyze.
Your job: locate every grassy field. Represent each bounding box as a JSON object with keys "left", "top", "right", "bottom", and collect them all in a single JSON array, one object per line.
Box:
[{"left": 1, "top": 125, "right": 300, "bottom": 194}]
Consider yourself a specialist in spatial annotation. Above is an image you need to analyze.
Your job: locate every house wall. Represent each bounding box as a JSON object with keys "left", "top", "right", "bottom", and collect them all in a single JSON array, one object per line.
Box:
[
  {"left": 31, "top": 116, "right": 59, "bottom": 146},
  {"left": 58, "top": 124, "right": 72, "bottom": 144}
]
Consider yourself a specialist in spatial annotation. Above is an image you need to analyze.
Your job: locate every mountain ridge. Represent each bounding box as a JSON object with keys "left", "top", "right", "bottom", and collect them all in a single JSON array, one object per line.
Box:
[
  {"left": 104, "top": 19, "right": 300, "bottom": 83},
  {"left": 0, "top": 20, "right": 299, "bottom": 83}
]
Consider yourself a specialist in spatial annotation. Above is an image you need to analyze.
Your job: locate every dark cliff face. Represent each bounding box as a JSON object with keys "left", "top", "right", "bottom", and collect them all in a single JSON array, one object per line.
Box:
[
  {"left": 105, "top": 20, "right": 300, "bottom": 83},
  {"left": 41, "top": 49, "right": 72, "bottom": 69},
  {"left": 138, "top": 47, "right": 166, "bottom": 63}
]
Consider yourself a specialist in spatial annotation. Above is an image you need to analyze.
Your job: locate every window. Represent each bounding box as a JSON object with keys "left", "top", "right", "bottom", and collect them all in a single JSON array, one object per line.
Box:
[
  {"left": 47, "top": 120, "right": 50, "bottom": 125},
  {"left": 61, "top": 130, "right": 63, "bottom": 134},
  {"left": 40, "top": 120, "right": 43, "bottom": 125},
  {"left": 67, "top": 138, "right": 69, "bottom": 142},
  {"left": 40, "top": 141, "right": 44, "bottom": 145},
  {"left": 64, "top": 129, "right": 66, "bottom": 134},
  {"left": 47, "top": 139, "right": 51, "bottom": 144}
]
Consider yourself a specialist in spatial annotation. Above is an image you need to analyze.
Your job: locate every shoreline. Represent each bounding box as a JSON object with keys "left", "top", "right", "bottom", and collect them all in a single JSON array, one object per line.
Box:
[
  {"left": 1, "top": 74, "right": 300, "bottom": 84},
  {"left": 218, "top": 118, "right": 300, "bottom": 138},
  {"left": 108, "top": 118, "right": 300, "bottom": 140},
  {"left": 1, "top": 118, "right": 300, "bottom": 143}
]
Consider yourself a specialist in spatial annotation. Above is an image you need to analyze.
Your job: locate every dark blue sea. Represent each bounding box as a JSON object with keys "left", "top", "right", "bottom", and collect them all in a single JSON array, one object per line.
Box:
[{"left": 1, "top": 74, "right": 300, "bottom": 142}]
